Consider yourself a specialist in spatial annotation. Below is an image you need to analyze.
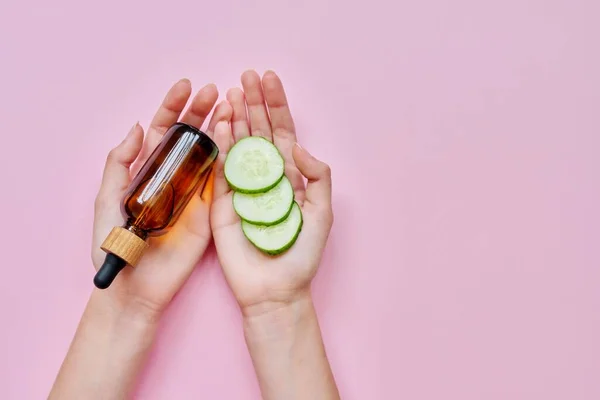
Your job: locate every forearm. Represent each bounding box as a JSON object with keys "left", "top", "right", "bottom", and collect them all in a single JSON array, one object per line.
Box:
[
  {"left": 49, "top": 290, "right": 159, "bottom": 400},
  {"left": 243, "top": 292, "right": 340, "bottom": 400}
]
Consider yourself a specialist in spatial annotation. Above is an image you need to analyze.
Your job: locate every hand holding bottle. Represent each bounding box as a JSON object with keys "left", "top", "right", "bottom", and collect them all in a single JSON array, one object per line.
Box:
[
  {"left": 91, "top": 79, "right": 231, "bottom": 317},
  {"left": 51, "top": 79, "right": 235, "bottom": 399}
]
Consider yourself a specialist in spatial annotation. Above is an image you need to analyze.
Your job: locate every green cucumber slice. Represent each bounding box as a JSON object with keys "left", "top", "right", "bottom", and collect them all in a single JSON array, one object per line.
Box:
[
  {"left": 233, "top": 176, "right": 295, "bottom": 226},
  {"left": 224, "top": 137, "right": 285, "bottom": 193},
  {"left": 242, "top": 202, "right": 303, "bottom": 255}
]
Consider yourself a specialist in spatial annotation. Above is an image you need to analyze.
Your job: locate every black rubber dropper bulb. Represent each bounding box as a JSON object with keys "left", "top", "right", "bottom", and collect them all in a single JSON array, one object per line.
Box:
[{"left": 93, "top": 253, "right": 126, "bottom": 289}]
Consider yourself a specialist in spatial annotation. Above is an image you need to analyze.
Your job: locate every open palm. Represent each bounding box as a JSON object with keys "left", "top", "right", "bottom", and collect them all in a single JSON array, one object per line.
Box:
[
  {"left": 210, "top": 71, "right": 333, "bottom": 314},
  {"left": 92, "top": 79, "right": 232, "bottom": 313}
]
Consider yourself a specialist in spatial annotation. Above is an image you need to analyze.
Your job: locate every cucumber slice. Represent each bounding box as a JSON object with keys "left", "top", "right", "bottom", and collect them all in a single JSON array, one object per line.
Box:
[
  {"left": 242, "top": 202, "right": 303, "bottom": 255},
  {"left": 233, "top": 176, "right": 295, "bottom": 225},
  {"left": 224, "top": 137, "right": 285, "bottom": 193}
]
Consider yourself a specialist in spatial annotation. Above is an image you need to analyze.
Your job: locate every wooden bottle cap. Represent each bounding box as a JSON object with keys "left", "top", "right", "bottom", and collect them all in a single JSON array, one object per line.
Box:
[{"left": 100, "top": 226, "right": 149, "bottom": 267}]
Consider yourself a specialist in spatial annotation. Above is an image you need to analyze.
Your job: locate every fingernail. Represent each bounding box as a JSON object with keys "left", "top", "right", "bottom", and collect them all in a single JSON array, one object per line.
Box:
[
  {"left": 125, "top": 122, "right": 138, "bottom": 140},
  {"left": 295, "top": 142, "right": 317, "bottom": 160},
  {"left": 204, "top": 83, "right": 217, "bottom": 91},
  {"left": 215, "top": 120, "right": 228, "bottom": 131},
  {"left": 295, "top": 142, "right": 314, "bottom": 158},
  {"left": 218, "top": 100, "right": 231, "bottom": 114}
]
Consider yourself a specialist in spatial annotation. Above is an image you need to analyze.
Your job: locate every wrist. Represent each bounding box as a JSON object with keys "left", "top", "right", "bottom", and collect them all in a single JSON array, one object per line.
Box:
[
  {"left": 50, "top": 290, "right": 160, "bottom": 399},
  {"left": 88, "top": 289, "right": 161, "bottom": 331},
  {"left": 241, "top": 287, "right": 312, "bottom": 318},
  {"left": 241, "top": 290, "right": 340, "bottom": 400},
  {"left": 242, "top": 290, "right": 315, "bottom": 342}
]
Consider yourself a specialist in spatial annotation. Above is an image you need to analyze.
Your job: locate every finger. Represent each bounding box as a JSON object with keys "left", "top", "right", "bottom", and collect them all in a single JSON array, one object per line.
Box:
[
  {"left": 200, "top": 101, "right": 231, "bottom": 203},
  {"left": 199, "top": 165, "right": 215, "bottom": 203},
  {"left": 261, "top": 70, "right": 305, "bottom": 199},
  {"left": 292, "top": 143, "right": 332, "bottom": 207},
  {"left": 262, "top": 70, "right": 296, "bottom": 143},
  {"left": 205, "top": 100, "right": 233, "bottom": 136},
  {"left": 212, "top": 121, "right": 234, "bottom": 199},
  {"left": 99, "top": 123, "right": 144, "bottom": 198},
  {"left": 137, "top": 79, "right": 192, "bottom": 166},
  {"left": 241, "top": 70, "right": 271, "bottom": 140},
  {"left": 93, "top": 123, "right": 144, "bottom": 267},
  {"left": 227, "top": 87, "right": 250, "bottom": 141},
  {"left": 180, "top": 83, "right": 219, "bottom": 130},
  {"left": 148, "top": 78, "right": 192, "bottom": 136}
]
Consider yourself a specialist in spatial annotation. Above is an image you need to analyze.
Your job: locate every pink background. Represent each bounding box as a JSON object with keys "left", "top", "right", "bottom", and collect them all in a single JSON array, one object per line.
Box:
[{"left": 0, "top": 0, "right": 599, "bottom": 398}]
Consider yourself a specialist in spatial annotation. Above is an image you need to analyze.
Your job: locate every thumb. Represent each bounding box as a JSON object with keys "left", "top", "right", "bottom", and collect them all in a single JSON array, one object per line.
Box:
[
  {"left": 96, "top": 122, "right": 144, "bottom": 207},
  {"left": 92, "top": 122, "right": 144, "bottom": 267},
  {"left": 292, "top": 143, "right": 332, "bottom": 207},
  {"left": 212, "top": 120, "right": 234, "bottom": 199}
]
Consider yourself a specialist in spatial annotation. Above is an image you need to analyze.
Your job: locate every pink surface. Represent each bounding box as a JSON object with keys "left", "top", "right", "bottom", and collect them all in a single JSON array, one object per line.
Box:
[{"left": 0, "top": 0, "right": 599, "bottom": 398}]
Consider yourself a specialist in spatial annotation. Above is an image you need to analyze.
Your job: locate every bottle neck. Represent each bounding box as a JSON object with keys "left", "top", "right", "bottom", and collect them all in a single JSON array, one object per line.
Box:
[{"left": 124, "top": 222, "right": 148, "bottom": 240}]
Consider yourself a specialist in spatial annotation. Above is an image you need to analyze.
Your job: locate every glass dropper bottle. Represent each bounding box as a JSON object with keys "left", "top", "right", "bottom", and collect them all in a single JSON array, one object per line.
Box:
[{"left": 94, "top": 122, "right": 218, "bottom": 289}]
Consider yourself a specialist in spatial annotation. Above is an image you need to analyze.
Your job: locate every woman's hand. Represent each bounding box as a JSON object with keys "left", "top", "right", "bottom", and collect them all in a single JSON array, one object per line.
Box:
[
  {"left": 92, "top": 79, "right": 232, "bottom": 317},
  {"left": 210, "top": 70, "right": 334, "bottom": 316},
  {"left": 210, "top": 70, "right": 339, "bottom": 399},
  {"left": 50, "top": 80, "right": 232, "bottom": 400}
]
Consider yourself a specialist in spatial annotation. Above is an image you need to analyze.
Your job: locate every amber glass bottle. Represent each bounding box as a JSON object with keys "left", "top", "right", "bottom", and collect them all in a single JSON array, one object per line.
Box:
[{"left": 94, "top": 123, "right": 219, "bottom": 289}]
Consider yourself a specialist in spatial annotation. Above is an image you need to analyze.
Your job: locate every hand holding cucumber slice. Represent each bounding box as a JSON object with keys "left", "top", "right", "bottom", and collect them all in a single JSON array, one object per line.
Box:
[{"left": 225, "top": 137, "right": 302, "bottom": 254}]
